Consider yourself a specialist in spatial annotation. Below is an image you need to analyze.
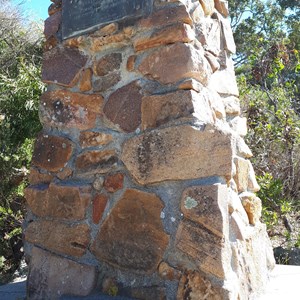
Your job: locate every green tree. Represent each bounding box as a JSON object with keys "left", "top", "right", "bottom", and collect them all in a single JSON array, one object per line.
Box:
[
  {"left": 229, "top": 0, "right": 300, "bottom": 246},
  {"left": 0, "top": 0, "right": 44, "bottom": 282}
]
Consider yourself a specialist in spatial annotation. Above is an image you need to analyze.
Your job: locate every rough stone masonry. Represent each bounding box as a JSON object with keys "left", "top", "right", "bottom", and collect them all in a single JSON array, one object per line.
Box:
[{"left": 24, "top": 0, "right": 276, "bottom": 299}]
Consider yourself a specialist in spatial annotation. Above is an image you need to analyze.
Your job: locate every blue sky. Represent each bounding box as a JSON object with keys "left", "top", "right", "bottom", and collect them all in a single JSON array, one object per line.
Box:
[{"left": 13, "top": 0, "right": 49, "bottom": 21}]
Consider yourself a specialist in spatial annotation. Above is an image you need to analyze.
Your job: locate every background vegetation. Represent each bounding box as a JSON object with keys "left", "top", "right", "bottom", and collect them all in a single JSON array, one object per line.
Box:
[{"left": 0, "top": 0, "right": 299, "bottom": 283}]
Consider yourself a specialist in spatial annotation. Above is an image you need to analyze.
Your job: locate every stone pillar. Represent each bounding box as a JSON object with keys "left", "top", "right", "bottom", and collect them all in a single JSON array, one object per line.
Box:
[{"left": 24, "top": 0, "right": 275, "bottom": 299}]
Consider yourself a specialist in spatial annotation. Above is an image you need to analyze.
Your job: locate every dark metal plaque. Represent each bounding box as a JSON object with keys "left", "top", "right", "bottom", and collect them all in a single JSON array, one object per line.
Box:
[{"left": 62, "top": 0, "right": 153, "bottom": 40}]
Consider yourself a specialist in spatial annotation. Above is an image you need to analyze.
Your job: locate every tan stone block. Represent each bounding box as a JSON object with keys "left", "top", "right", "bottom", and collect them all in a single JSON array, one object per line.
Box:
[
  {"left": 90, "top": 32, "right": 129, "bottom": 52},
  {"left": 91, "top": 189, "right": 169, "bottom": 274},
  {"left": 223, "top": 96, "right": 241, "bottom": 116},
  {"left": 230, "top": 211, "right": 250, "bottom": 241},
  {"left": 79, "top": 131, "right": 113, "bottom": 148},
  {"left": 104, "top": 173, "right": 124, "bottom": 193},
  {"left": 221, "top": 18, "right": 236, "bottom": 54},
  {"left": 121, "top": 125, "right": 233, "bottom": 185},
  {"left": 27, "top": 247, "right": 97, "bottom": 299},
  {"left": 208, "top": 67, "right": 239, "bottom": 96},
  {"left": 197, "top": 19, "right": 221, "bottom": 56},
  {"left": 93, "top": 193, "right": 108, "bottom": 224},
  {"left": 177, "top": 271, "right": 222, "bottom": 300},
  {"left": 126, "top": 55, "right": 137, "bottom": 71},
  {"left": 103, "top": 81, "right": 143, "bottom": 132},
  {"left": 25, "top": 183, "right": 91, "bottom": 220},
  {"left": 29, "top": 168, "right": 53, "bottom": 185},
  {"left": 178, "top": 78, "right": 203, "bottom": 92},
  {"left": 234, "top": 157, "right": 250, "bottom": 193},
  {"left": 181, "top": 185, "right": 229, "bottom": 238},
  {"left": 205, "top": 51, "right": 220, "bottom": 73},
  {"left": 141, "top": 90, "right": 195, "bottom": 130},
  {"left": 227, "top": 189, "right": 249, "bottom": 224},
  {"left": 138, "top": 43, "right": 212, "bottom": 85},
  {"left": 207, "top": 88, "right": 226, "bottom": 119},
  {"left": 93, "top": 53, "right": 122, "bottom": 76},
  {"left": 229, "top": 116, "right": 248, "bottom": 136},
  {"left": 214, "top": 0, "right": 229, "bottom": 17},
  {"left": 31, "top": 133, "right": 74, "bottom": 172},
  {"left": 235, "top": 136, "right": 253, "bottom": 158},
  {"left": 139, "top": 5, "right": 192, "bottom": 28},
  {"left": 75, "top": 150, "right": 117, "bottom": 175},
  {"left": 248, "top": 162, "right": 260, "bottom": 192},
  {"left": 199, "top": 0, "right": 215, "bottom": 15},
  {"left": 134, "top": 23, "right": 195, "bottom": 52},
  {"left": 158, "top": 262, "right": 181, "bottom": 281},
  {"left": 240, "top": 193, "right": 262, "bottom": 225},
  {"left": 40, "top": 90, "right": 104, "bottom": 130},
  {"left": 175, "top": 219, "right": 226, "bottom": 279},
  {"left": 25, "top": 220, "right": 90, "bottom": 257},
  {"left": 79, "top": 68, "right": 92, "bottom": 92}
]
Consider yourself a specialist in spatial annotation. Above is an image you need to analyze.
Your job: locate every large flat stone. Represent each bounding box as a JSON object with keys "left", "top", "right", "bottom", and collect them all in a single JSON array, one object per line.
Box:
[
  {"left": 25, "top": 183, "right": 91, "bottom": 220},
  {"left": 31, "top": 133, "right": 74, "bottom": 172},
  {"left": 27, "top": 247, "right": 97, "bottom": 299},
  {"left": 103, "top": 81, "right": 143, "bottom": 132},
  {"left": 42, "top": 47, "right": 87, "bottom": 86},
  {"left": 40, "top": 90, "right": 104, "bottom": 130},
  {"left": 25, "top": 220, "right": 90, "bottom": 257},
  {"left": 121, "top": 125, "right": 233, "bottom": 185},
  {"left": 91, "top": 189, "right": 169, "bottom": 274},
  {"left": 181, "top": 185, "right": 229, "bottom": 237},
  {"left": 138, "top": 43, "right": 211, "bottom": 85},
  {"left": 175, "top": 219, "right": 227, "bottom": 279}
]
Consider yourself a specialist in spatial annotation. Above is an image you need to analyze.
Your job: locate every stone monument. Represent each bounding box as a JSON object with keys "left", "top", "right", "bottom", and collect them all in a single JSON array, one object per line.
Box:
[{"left": 24, "top": 0, "right": 275, "bottom": 299}]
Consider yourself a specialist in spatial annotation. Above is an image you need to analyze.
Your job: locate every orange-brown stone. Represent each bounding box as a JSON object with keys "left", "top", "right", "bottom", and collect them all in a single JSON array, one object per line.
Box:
[
  {"left": 92, "top": 193, "right": 108, "bottom": 224},
  {"left": 138, "top": 43, "right": 211, "bottom": 85},
  {"left": 103, "top": 81, "right": 143, "bottom": 132},
  {"left": 214, "top": 0, "right": 229, "bottom": 17},
  {"left": 29, "top": 168, "right": 53, "bottom": 185},
  {"left": 79, "top": 68, "right": 93, "bottom": 92},
  {"left": 175, "top": 219, "right": 226, "bottom": 279},
  {"left": 199, "top": 0, "right": 215, "bottom": 16},
  {"left": 79, "top": 131, "right": 113, "bottom": 148},
  {"left": 104, "top": 173, "right": 124, "bottom": 193},
  {"left": 181, "top": 185, "right": 229, "bottom": 238},
  {"left": 25, "top": 183, "right": 91, "bottom": 220},
  {"left": 75, "top": 150, "right": 117, "bottom": 175},
  {"left": 31, "top": 134, "right": 74, "bottom": 172},
  {"left": 25, "top": 220, "right": 90, "bottom": 257},
  {"left": 40, "top": 90, "right": 104, "bottom": 130},
  {"left": 91, "top": 189, "right": 169, "bottom": 274},
  {"left": 134, "top": 23, "right": 194, "bottom": 52}
]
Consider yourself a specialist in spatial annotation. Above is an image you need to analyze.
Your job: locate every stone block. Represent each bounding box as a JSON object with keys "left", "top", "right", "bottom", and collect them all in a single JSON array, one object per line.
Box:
[
  {"left": 29, "top": 168, "right": 53, "bottom": 185},
  {"left": 121, "top": 125, "right": 233, "bottom": 185},
  {"left": 25, "top": 220, "right": 90, "bottom": 257},
  {"left": 92, "top": 193, "right": 108, "bottom": 224},
  {"left": 103, "top": 81, "right": 143, "bottom": 132},
  {"left": 223, "top": 96, "right": 241, "bottom": 116},
  {"left": 44, "top": 11, "right": 61, "bottom": 39},
  {"left": 79, "top": 68, "right": 92, "bottom": 92},
  {"left": 175, "top": 219, "right": 226, "bottom": 279},
  {"left": 75, "top": 150, "right": 118, "bottom": 175},
  {"left": 139, "top": 5, "right": 192, "bottom": 28},
  {"left": 91, "top": 189, "right": 169, "bottom": 274},
  {"left": 134, "top": 23, "right": 195, "bottom": 52},
  {"left": 229, "top": 116, "right": 248, "bottom": 136},
  {"left": 221, "top": 18, "right": 236, "bottom": 54},
  {"left": 214, "top": 0, "right": 229, "bottom": 17},
  {"left": 177, "top": 271, "right": 223, "bottom": 300},
  {"left": 181, "top": 185, "right": 229, "bottom": 237},
  {"left": 42, "top": 47, "right": 87, "bottom": 86},
  {"left": 31, "top": 133, "right": 74, "bottom": 172},
  {"left": 199, "top": 0, "right": 215, "bottom": 16},
  {"left": 208, "top": 67, "right": 239, "bottom": 96},
  {"left": 240, "top": 193, "right": 262, "bottom": 225},
  {"left": 93, "top": 53, "right": 122, "bottom": 76},
  {"left": 40, "top": 90, "right": 104, "bottom": 130},
  {"left": 27, "top": 247, "right": 97, "bottom": 299},
  {"left": 104, "top": 173, "right": 124, "bottom": 193},
  {"left": 93, "top": 72, "right": 121, "bottom": 92},
  {"left": 79, "top": 131, "right": 113, "bottom": 148},
  {"left": 138, "top": 43, "right": 211, "bottom": 85},
  {"left": 25, "top": 183, "right": 91, "bottom": 220}
]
